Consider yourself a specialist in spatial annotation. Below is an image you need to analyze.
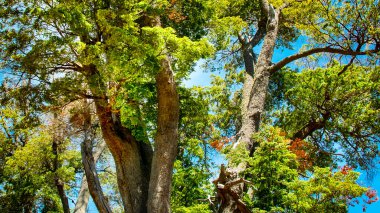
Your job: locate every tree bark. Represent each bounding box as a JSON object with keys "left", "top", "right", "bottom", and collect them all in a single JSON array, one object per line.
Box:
[
  {"left": 235, "top": 43, "right": 256, "bottom": 151},
  {"left": 85, "top": 64, "right": 153, "bottom": 213},
  {"left": 240, "top": 3, "right": 279, "bottom": 152},
  {"left": 216, "top": 2, "right": 281, "bottom": 212},
  {"left": 94, "top": 99, "right": 153, "bottom": 213},
  {"left": 74, "top": 140, "right": 106, "bottom": 213},
  {"left": 291, "top": 111, "right": 331, "bottom": 140},
  {"left": 76, "top": 99, "right": 111, "bottom": 213},
  {"left": 81, "top": 135, "right": 111, "bottom": 213},
  {"left": 82, "top": 10, "right": 178, "bottom": 213},
  {"left": 147, "top": 57, "right": 179, "bottom": 213}
]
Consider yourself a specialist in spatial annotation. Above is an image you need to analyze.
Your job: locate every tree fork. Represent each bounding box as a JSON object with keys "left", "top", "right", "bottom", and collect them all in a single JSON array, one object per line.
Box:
[{"left": 85, "top": 64, "right": 153, "bottom": 212}]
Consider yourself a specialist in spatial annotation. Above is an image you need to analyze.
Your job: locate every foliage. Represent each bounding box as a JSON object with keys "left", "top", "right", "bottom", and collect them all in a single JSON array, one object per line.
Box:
[
  {"left": 0, "top": 0, "right": 379, "bottom": 212},
  {"left": 277, "top": 64, "right": 380, "bottom": 170},
  {"left": 173, "top": 204, "right": 212, "bottom": 213},
  {"left": 286, "top": 167, "right": 367, "bottom": 212},
  {"left": 282, "top": 0, "right": 380, "bottom": 50},
  {"left": 171, "top": 86, "right": 215, "bottom": 210},
  {"left": 0, "top": 107, "right": 81, "bottom": 212},
  {"left": 225, "top": 126, "right": 371, "bottom": 212},
  {"left": 171, "top": 160, "right": 212, "bottom": 210},
  {"left": 243, "top": 127, "right": 299, "bottom": 211},
  {"left": 0, "top": 0, "right": 214, "bottom": 143}
]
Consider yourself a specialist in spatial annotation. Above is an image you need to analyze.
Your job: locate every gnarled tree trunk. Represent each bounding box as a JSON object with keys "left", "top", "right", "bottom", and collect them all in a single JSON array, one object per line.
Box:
[
  {"left": 93, "top": 99, "right": 153, "bottom": 213},
  {"left": 216, "top": 1, "right": 281, "bottom": 212},
  {"left": 84, "top": 21, "right": 180, "bottom": 211}
]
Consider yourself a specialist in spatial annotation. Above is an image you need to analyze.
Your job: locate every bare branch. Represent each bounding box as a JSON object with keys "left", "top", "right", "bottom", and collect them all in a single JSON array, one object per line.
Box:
[
  {"left": 338, "top": 56, "right": 356, "bottom": 76},
  {"left": 225, "top": 178, "right": 253, "bottom": 189},
  {"left": 270, "top": 46, "right": 379, "bottom": 73}
]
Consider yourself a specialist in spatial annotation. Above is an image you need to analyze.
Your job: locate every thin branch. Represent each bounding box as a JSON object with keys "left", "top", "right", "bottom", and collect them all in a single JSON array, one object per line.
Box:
[
  {"left": 338, "top": 56, "right": 356, "bottom": 76},
  {"left": 270, "top": 46, "right": 379, "bottom": 73},
  {"left": 225, "top": 178, "right": 253, "bottom": 189}
]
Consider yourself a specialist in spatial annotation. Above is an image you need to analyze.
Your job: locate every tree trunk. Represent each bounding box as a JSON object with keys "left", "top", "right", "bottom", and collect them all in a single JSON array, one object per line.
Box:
[
  {"left": 147, "top": 57, "right": 179, "bottom": 213},
  {"left": 94, "top": 99, "right": 153, "bottom": 213},
  {"left": 55, "top": 178, "right": 70, "bottom": 213},
  {"left": 74, "top": 175, "right": 90, "bottom": 213},
  {"left": 52, "top": 112, "right": 70, "bottom": 213},
  {"left": 216, "top": 2, "right": 280, "bottom": 212},
  {"left": 83, "top": 13, "right": 179, "bottom": 212},
  {"left": 74, "top": 140, "right": 106, "bottom": 213},
  {"left": 77, "top": 99, "right": 112, "bottom": 213},
  {"left": 235, "top": 43, "right": 256, "bottom": 151},
  {"left": 84, "top": 64, "right": 153, "bottom": 213},
  {"left": 240, "top": 4, "right": 279, "bottom": 153},
  {"left": 81, "top": 134, "right": 112, "bottom": 213}
]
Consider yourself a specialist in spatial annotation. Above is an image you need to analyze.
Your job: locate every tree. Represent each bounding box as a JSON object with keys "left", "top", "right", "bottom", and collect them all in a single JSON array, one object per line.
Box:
[
  {"left": 0, "top": 106, "right": 81, "bottom": 213},
  {"left": 1, "top": 0, "right": 379, "bottom": 212},
  {"left": 223, "top": 127, "right": 369, "bottom": 212},
  {"left": 276, "top": 64, "right": 380, "bottom": 170},
  {"left": 0, "top": 0, "right": 213, "bottom": 212},
  {"left": 209, "top": 0, "right": 379, "bottom": 211}
]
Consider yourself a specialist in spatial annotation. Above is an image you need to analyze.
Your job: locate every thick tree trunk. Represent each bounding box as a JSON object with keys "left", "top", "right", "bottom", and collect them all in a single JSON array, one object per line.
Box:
[
  {"left": 147, "top": 57, "right": 179, "bottom": 213},
  {"left": 239, "top": 4, "right": 279, "bottom": 152},
  {"left": 94, "top": 100, "right": 153, "bottom": 213},
  {"left": 85, "top": 64, "right": 153, "bottom": 213},
  {"left": 74, "top": 140, "right": 106, "bottom": 213},
  {"left": 216, "top": 2, "right": 280, "bottom": 212},
  {"left": 235, "top": 43, "right": 256, "bottom": 151},
  {"left": 83, "top": 12, "right": 179, "bottom": 213}
]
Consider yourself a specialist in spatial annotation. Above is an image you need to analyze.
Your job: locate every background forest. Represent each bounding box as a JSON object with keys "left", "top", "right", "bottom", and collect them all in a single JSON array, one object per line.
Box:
[{"left": 0, "top": 0, "right": 379, "bottom": 212}]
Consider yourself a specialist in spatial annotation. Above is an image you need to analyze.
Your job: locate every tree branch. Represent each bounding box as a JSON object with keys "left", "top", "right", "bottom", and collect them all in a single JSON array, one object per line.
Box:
[
  {"left": 270, "top": 47, "right": 379, "bottom": 73},
  {"left": 338, "top": 56, "right": 356, "bottom": 76}
]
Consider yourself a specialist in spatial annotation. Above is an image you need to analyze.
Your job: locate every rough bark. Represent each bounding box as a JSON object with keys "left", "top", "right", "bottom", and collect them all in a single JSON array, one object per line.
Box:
[
  {"left": 94, "top": 99, "right": 153, "bottom": 213},
  {"left": 74, "top": 140, "right": 106, "bottom": 213},
  {"left": 235, "top": 43, "right": 256, "bottom": 151},
  {"left": 215, "top": 165, "right": 251, "bottom": 213},
  {"left": 147, "top": 57, "right": 179, "bottom": 213},
  {"left": 242, "top": 3, "right": 279, "bottom": 152},
  {"left": 216, "top": 2, "right": 281, "bottom": 212}
]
